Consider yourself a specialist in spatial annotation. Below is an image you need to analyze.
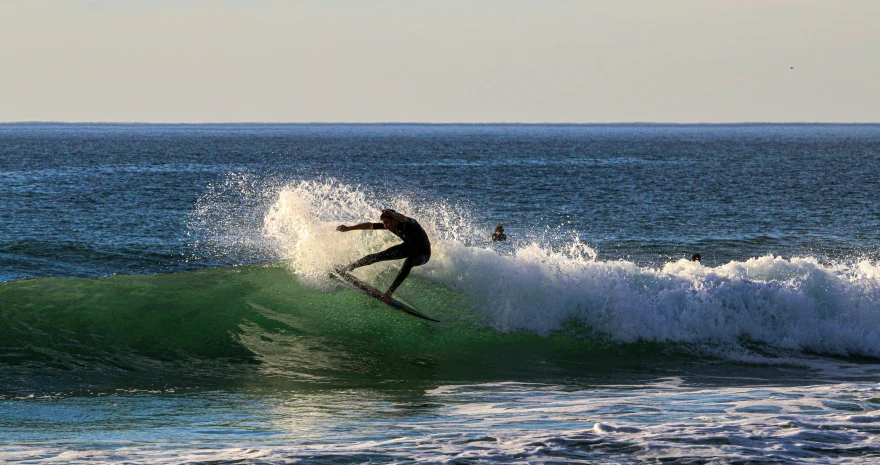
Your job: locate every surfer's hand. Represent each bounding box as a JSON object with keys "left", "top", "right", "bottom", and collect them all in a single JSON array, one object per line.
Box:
[{"left": 336, "top": 225, "right": 349, "bottom": 232}]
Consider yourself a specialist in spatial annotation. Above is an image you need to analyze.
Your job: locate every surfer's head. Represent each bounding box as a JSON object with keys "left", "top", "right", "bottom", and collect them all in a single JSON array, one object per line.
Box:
[
  {"left": 380, "top": 209, "right": 399, "bottom": 228},
  {"left": 691, "top": 253, "right": 701, "bottom": 262}
]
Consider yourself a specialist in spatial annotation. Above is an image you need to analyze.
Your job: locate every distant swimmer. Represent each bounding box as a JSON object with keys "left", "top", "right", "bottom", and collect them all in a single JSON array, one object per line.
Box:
[
  {"left": 691, "top": 253, "right": 701, "bottom": 263},
  {"left": 336, "top": 209, "right": 431, "bottom": 301},
  {"left": 490, "top": 224, "right": 507, "bottom": 242}
]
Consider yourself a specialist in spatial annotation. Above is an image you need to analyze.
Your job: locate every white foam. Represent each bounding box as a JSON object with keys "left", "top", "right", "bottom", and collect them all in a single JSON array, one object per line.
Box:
[{"left": 424, "top": 237, "right": 880, "bottom": 357}]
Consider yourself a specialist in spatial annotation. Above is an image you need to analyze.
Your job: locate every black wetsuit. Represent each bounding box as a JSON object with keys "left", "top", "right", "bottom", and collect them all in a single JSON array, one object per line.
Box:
[{"left": 347, "top": 217, "right": 431, "bottom": 294}]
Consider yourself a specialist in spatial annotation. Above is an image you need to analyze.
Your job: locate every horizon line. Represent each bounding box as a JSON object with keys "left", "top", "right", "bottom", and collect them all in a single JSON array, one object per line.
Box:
[{"left": 3, "top": 121, "right": 880, "bottom": 126}]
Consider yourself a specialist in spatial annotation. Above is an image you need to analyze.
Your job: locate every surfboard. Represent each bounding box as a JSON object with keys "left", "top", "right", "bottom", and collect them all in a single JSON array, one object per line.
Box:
[{"left": 329, "top": 269, "right": 440, "bottom": 322}]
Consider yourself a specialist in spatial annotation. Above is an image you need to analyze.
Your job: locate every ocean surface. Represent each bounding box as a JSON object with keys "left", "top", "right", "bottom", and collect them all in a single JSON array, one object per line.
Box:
[{"left": 2, "top": 123, "right": 880, "bottom": 464}]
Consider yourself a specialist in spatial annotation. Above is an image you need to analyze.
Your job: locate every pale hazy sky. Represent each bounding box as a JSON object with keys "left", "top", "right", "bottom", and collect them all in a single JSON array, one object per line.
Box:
[{"left": 2, "top": 0, "right": 878, "bottom": 123}]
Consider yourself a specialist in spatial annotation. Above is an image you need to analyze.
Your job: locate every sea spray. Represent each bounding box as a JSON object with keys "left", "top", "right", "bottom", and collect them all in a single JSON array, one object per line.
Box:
[{"left": 187, "top": 172, "right": 282, "bottom": 265}]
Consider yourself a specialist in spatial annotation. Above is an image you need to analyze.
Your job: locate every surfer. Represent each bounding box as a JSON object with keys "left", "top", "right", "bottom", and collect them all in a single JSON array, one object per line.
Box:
[
  {"left": 336, "top": 209, "right": 431, "bottom": 301},
  {"left": 691, "top": 253, "right": 701, "bottom": 262},
  {"left": 490, "top": 224, "right": 507, "bottom": 242}
]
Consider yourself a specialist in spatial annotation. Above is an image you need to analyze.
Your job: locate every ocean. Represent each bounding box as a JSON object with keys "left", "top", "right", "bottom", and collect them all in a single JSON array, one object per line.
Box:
[{"left": 1, "top": 123, "right": 879, "bottom": 464}]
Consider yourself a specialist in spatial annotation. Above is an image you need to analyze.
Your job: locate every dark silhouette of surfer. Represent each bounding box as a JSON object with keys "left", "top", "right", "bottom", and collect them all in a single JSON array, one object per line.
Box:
[
  {"left": 691, "top": 253, "right": 701, "bottom": 263},
  {"left": 336, "top": 209, "right": 431, "bottom": 301}
]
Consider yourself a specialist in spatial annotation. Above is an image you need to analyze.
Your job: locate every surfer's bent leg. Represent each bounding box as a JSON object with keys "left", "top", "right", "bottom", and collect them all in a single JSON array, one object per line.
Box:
[
  {"left": 345, "top": 244, "right": 409, "bottom": 272},
  {"left": 387, "top": 253, "right": 430, "bottom": 295}
]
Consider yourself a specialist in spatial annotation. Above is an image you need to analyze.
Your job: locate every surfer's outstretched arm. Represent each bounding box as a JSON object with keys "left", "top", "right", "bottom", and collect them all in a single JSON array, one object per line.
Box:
[{"left": 336, "top": 223, "right": 375, "bottom": 232}]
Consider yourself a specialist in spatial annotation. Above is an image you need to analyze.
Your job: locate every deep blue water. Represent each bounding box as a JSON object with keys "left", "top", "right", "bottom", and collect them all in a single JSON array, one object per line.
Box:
[{"left": 2, "top": 123, "right": 880, "bottom": 463}]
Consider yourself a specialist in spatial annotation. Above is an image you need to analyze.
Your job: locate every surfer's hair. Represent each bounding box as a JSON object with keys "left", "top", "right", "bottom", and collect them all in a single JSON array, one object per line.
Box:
[{"left": 380, "top": 209, "right": 397, "bottom": 220}]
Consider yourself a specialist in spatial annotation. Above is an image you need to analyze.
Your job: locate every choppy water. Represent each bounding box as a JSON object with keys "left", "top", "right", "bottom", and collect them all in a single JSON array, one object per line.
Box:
[{"left": 2, "top": 123, "right": 879, "bottom": 463}]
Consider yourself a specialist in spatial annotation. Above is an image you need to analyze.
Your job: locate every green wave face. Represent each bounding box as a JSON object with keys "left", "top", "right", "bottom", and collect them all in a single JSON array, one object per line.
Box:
[{"left": 1, "top": 265, "right": 621, "bottom": 395}]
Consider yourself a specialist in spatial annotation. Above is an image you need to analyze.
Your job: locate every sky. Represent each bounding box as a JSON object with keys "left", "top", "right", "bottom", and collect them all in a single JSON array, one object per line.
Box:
[{"left": 1, "top": 0, "right": 879, "bottom": 123}]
